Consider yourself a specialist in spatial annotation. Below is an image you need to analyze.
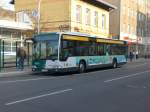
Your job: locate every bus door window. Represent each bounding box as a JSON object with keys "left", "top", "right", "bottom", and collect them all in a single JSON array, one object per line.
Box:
[
  {"left": 89, "top": 42, "right": 96, "bottom": 56},
  {"left": 105, "top": 44, "right": 112, "bottom": 56},
  {"left": 60, "top": 40, "right": 75, "bottom": 61},
  {"left": 47, "top": 42, "right": 57, "bottom": 56},
  {"left": 40, "top": 42, "right": 47, "bottom": 59},
  {"left": 110, "top": 44, "right": 116, "bottom": 55},
  {"left": 33, "top": 42, "right": 41, "bottom": 59}
]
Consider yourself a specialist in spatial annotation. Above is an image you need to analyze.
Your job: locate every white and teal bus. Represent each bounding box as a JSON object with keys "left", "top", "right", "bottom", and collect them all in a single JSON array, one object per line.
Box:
[{"left": 32, "top": 32, "right": 128, "bottom": 73}]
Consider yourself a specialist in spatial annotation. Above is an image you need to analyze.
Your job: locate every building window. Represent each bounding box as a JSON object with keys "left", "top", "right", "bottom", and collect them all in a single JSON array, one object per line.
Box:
[
  {"left": 138, "top": 28, "right": 141, "bottom": 35},
  {"left": 16, "top": 11, "right": 31, "bottom": 23},
  {"left": 130, "top": 9, "right": 132, "bottom": 17},
  {"left": 131, "top": 27, "right": 133, "bottom": 34},
  {"left": 122, "top": 23, "right": 126, "bottom": 33},
  {"left": 85, "top": 8, "right": 91, "bottom": 25},
  {"left": 76, "top": 5, "right": 82, "bottom": 23},
  {"left": 102, "top": 14, "right": 106, "bottom": 30},
  {"left": 123, "top": 6, "right": 126, "bottom": 15},
  {"left": 132, "top": 9, "right": 134, "bottom": 17},
  {"left": 141, "top": 14, "right": 144, "bottom": 21},
  {"left": 128, "top": 7, "right": 130, "bottom": 17},
  {"left": 138, "top": 14, "right": 141, "bottom": 21},
  {"left": 128, "top": 24, "right": 130, "bottom": 33},
  {"left": 94, "top": 11, "right": 98, "bottom": 27},
  {"left": 141, "top": 29, "right": 144, "bottom": 36}
]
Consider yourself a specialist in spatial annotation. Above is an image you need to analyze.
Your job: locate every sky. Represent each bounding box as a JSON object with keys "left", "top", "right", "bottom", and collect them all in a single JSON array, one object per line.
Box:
[{"left": 0, "top": 0, "right": 14, "bottom": 10}]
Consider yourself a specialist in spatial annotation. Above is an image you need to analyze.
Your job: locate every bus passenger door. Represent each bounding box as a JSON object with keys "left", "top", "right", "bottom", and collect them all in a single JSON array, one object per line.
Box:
[{"left": 96, "top": 43, "right": 105, "bottom": 64}]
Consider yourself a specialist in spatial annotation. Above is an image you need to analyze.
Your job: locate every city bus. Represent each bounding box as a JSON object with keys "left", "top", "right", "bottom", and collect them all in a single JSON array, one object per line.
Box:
[{"left": 32, "top": 32, "right": 128, "bottom": 73}]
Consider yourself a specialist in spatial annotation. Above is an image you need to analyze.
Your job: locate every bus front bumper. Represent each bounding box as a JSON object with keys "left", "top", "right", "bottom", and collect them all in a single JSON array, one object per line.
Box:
[
  {"left": 32, "top": 65, "right": 63, "bottom": 72},
  {"left": 32, "top": 66, "right": 78, "bottom": 73}
]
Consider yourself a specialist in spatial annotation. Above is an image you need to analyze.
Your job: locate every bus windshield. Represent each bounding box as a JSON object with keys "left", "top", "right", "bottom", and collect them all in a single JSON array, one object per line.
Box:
[{"left": 33, "top": 34, "right": 59, "bottom": 60}]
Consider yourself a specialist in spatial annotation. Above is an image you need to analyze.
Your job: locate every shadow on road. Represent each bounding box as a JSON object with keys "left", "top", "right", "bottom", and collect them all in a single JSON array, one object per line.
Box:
[{"left": 31, "top": 67, "right": 115, "bottom": 77}]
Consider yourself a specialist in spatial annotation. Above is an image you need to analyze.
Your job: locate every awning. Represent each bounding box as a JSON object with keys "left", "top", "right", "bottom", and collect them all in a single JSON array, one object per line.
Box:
[
  {"left": 82, "top": 0, "right": 117, "bottom": 11},
  {"left": 0, "top": 20, "right": 33, "bottom": 31}
]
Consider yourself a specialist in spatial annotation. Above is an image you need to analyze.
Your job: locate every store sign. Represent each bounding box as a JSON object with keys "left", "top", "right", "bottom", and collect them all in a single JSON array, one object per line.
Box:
[
  {"left": 124, "top": 36, "right": 129, "bottom": 40},
  {"left": 59, "top": 25, "right": 70, "bottom": 32}
]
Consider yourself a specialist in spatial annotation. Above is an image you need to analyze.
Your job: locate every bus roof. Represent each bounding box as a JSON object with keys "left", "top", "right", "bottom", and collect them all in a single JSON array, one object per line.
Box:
[
  {"left": 61, "top": 32, "right": 96, "bottom": 38},
  {"left": 34, "top": 32, "right": 96, "bottom": 38},
  {"left": 34, "top": 32, "right": 126, "bottom": 44}
]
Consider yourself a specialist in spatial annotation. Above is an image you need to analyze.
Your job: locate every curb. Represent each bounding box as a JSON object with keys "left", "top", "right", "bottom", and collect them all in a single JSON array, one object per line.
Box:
[{"left": 0, "top": 71, "right": 33, "bottom": 78}]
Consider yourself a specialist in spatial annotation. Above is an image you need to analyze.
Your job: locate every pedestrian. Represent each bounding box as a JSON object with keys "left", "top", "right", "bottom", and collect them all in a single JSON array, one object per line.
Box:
[
  {"left": 129, "top": 51, "right": 133, "bottom": 62},
  {"left": 136, "top": 51, "right": 138, "bottom": 59},
  {"left": 17, "top": 47, "right": 26, "bottom": 71}
]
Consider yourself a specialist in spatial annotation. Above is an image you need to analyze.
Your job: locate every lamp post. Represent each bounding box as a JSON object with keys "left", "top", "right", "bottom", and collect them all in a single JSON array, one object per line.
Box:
[{"left": 37, "top": 0, "right": 41, "bottom": 34}]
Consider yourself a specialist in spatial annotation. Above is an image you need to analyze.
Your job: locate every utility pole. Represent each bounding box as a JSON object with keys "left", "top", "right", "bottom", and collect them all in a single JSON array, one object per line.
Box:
[
  {"left": 37, "top": 0, "right": 41, "bottom": 34},
  {"left": 144, "top": 0, "right": 148, "bottom": 58},
  {"left": 136, "top": 0, "right": 139, "bottom": 59}
]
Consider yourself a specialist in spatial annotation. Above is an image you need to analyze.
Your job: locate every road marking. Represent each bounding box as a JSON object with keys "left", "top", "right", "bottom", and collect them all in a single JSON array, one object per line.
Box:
[
  {"left": 104, "top": 70, "right": 150, "bottom": 83},
  {"left": 0, "top": 77, "right": 56, "bottom": 84},
  {"left": 5, "top": 89, "right": 72, "bottom": 106}
]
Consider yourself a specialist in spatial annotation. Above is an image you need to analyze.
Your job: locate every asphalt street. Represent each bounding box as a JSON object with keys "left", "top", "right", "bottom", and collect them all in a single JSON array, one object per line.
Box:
[{"left": 0, "top": 59, "right": 150, "bottom": 112}]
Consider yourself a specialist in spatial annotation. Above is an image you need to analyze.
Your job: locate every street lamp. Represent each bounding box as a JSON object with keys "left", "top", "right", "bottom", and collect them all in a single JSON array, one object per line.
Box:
[{"left": 37, "top": 0, "right": 41, "bottom": 34}]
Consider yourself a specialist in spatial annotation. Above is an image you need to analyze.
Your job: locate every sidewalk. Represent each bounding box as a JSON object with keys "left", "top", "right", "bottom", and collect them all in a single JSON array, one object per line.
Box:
[
  {"left": 0, "top": 66, "right": 32, "bottom": 78},
  {"left": 127, "top": 58, "right": 150, "bottom": 63}
]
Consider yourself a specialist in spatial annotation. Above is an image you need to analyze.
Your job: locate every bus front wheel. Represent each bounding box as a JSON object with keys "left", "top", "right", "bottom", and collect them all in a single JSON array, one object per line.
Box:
[
  {"left": 112, "top": 60, "right": 117, "bottom": 68},
  {"left": 79, "top": 61, "right": 86, "bottom": 73}
]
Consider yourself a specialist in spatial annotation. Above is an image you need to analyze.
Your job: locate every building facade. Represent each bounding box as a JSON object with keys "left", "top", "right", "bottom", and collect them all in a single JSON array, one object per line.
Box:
[
  {"left": 138, "top": 0, "right": 150, "bottom": 55},
  {"left": 0, "top": 7, "right": 33, "bottom": 66},
  {"left": 15, "top": 0, "right": 115, "bottom": 38},
  {"left": 105, "top": 0, "right": 150, "bottom": 57}
]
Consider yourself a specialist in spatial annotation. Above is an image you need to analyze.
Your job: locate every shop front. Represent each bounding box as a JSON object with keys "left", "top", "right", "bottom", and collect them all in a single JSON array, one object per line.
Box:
[
  {"left": 123, "top": 36, "right": 144, "bottom": 58},
  {"left": 0, "top": 20, "right": 33, "bottom": 69}
]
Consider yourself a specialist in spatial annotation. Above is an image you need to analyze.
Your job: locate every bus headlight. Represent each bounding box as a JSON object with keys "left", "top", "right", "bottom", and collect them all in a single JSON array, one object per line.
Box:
[
  {"left": 58, "top": 66, "right": 62, "bottom": 68},
  {"left": 32, "top": 66, "right": 37, "bottom": 69}
]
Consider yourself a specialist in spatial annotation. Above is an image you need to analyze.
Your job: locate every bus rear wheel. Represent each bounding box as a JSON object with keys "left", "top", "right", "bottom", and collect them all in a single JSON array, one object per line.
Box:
[{"left": 79, "top": 62, "right": 86, "bottom": 73}]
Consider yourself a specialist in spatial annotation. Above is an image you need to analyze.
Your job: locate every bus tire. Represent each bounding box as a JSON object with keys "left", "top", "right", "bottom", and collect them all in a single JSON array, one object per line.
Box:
[
  {"left": 112, "top": 59, "right": 117, "bottom": 69},
  {"left": 79, "top": 61, "right": 86, "bottom": 73}
]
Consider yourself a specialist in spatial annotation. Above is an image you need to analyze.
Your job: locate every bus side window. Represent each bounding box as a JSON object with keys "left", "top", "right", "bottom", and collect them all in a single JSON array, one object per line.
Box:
[
  {"left": 97, "top": 43, "right": 104, "bottom": 56},
  {"left": 76, "top": 41, "right": 89, "bottom": 56}
]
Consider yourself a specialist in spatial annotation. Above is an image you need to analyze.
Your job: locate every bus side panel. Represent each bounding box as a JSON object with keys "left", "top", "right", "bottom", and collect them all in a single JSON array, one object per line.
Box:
[
  {"left": 86, "top": 56, "right": 104, "bottom": 66},
  {"left": 59, "top": 57, "right": 77, "bottom": 68},
  {"left": 103, "top": 56, "right": 112, "bottom": 64},
  {"left": 109, "top": 55, "right": 127, "bottom": 64},
  {"left": 75, "top": 56, "right": 89, "bottom": 66},
  {"left": 115, "top": 55, "right": 127, "bottom": 64},
  {"left": 32, "top": 60, "right": 47, "bottom": 71},
  {"left": 76, "top": 56, "right": 105, "bottom": 68}
]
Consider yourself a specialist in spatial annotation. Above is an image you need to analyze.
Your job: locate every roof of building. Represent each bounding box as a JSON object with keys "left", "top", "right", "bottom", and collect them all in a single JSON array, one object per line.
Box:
[
  {"left": 0, "top": 20, "right": 33, "bottom": 30},
  {"left": 82, "top": 0, "right": 117, "bottom": 11},
  {"left": 0, "top": 7, "right": 15, "bottom": 20}
]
